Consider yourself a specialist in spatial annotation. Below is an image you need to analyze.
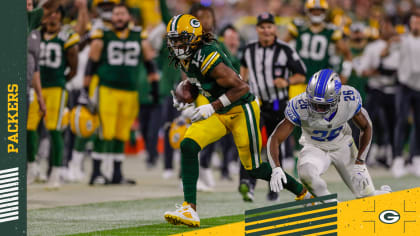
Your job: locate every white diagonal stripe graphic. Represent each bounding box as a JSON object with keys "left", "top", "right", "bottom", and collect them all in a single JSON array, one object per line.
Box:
[
  {"left": 0, "top": 177, "right": 18, "bottom": 184},
  {"left": 0, "top": 211, "right": 18, "bottom": 218},
  {"left": 0, "top": 172, "right": 18, "bottom": 179},
  {"left": 0, "top": 216, "right": 18, "bottom": 223},
  {"left": 0, "top": 168, "right": 18, "bottom": 174},
  {"left": 0, "top": 206, "right": 18, "bottom": 213},
  {"left": 0, "top": 192, "right": 18, "bottom": 199},
  {"left": 0, "top": 201, "right": 18, "bottom": 209},
  {"left": 0, "top": 197, "right": 18, "bottom": 204},
  {"left": 0, "top": 182, "right": 18, "bottom": 189},
  {"left": 0, "top": 187, "right": 18, "bottom": 194}
]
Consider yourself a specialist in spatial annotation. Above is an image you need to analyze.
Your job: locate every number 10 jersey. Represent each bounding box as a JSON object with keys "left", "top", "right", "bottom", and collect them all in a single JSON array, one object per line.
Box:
[{"left": 285, "top": 85, "right": 362, "bottom": 151}]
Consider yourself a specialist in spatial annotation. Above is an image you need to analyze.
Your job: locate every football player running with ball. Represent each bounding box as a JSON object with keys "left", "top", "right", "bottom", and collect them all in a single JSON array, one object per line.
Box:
[
  {"left": 163, "top": 14, "right": 311, "bottom": 228},
  {"left": 268, "top": 69, "right": 392, "bottom": 201}
]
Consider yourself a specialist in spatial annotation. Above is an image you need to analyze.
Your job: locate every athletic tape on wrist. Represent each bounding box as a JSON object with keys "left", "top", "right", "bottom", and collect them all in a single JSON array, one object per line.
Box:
[{"left": 218, "top": 94, "right": 231, "bottom": 107}]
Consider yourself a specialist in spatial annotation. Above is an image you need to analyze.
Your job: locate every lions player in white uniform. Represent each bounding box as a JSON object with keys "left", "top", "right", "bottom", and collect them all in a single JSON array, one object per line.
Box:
[{"left": 267, "top": 69, "right": 391, "bottom": 200}]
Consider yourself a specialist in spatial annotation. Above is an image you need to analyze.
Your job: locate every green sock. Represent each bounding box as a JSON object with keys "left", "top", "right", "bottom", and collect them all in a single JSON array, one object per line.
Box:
[
  {"left": 180, "top": 138, "right": 201, "bottom": 205},
  {"left": 247, "top": 162, "right": 304, "bottom": 196},
  {"left": 50, "top": 131, "right": 64, "bottom": 166},
  {"left": 93, "top": 138, "right": 107, "bottom": 153},
  {"left": 247, "top": 162, "right": 272, "bottom": 181},
  {"left": 27, "top": 130, "right": 38, "bottom": 162},
  {"left": 74, "top": 136, "right": 89, "bottom": 152},
  {"left": 284, "top": 172, "right": 304, "bottom": 196},
  {"left": 113, "top": 139, "right": 125, "bottom": 153}
]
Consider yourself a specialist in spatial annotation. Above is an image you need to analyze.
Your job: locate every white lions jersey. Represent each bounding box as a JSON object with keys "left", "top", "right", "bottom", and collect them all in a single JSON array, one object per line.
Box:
[{"left": 285, "top": 85, "right": 362, "bottom": 150}]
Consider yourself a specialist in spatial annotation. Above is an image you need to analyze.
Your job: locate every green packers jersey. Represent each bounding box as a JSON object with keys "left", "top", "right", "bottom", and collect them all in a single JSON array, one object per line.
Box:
[
  {"left": 91, "top": 26, "right": 146, "bottom": 91},
  {"left": 157, "top": 39, "right": 182, "bottom": 98},
  {"left": 180, "top": 42, "right": 255, "bottom": 114},
  {"left": 347, "top": 47, "right": 368, "bottom": 102},
  {"left": 40, "top": 28, "right": 80, "bottom": 88},
  {"left": 288, "top": 20, "right": 342, "bottom": 82}
]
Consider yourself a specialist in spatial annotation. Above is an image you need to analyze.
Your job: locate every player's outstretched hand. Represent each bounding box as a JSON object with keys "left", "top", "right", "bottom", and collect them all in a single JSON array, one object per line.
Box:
[
  {"left": 191, "top": 104, "right": 215, "bottom": 122},
  {"left": 270, "top": 167, "right": 287, "bottom": 192},
  {"left": 351, "top": 164, "right": 369, "bottom": 192},
  {"left": 171, "top": 90, "right": 192, "bottom": 111}
]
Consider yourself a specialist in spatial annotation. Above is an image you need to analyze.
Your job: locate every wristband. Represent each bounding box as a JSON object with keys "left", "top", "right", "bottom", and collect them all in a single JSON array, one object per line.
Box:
[
  {"left": 144, "top": 60, "right": 158, "bottom": 75},
  {"left": 218, "top": 94, "right": 231, "bottom": 107},
  {"left": 85, "top": 59, "right": 99, "bottom": 76}
]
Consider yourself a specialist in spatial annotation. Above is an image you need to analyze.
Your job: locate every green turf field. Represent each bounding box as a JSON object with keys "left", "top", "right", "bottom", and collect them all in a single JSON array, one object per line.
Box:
[
  {"left": 28, "top": 171, "right": 420, "bottom": 236},
  {"left": 69, "top": 214, "right": 244, "bottom": 236}
]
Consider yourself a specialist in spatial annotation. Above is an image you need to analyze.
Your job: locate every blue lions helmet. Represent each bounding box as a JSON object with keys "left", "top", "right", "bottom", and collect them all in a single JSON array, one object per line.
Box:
[{"left": 306, "top": 69, "right": 342, "bottom": 117}]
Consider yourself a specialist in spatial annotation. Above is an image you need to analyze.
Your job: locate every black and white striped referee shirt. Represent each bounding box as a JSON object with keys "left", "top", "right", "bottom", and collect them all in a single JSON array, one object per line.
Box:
[{"left": 241, "top": 39, "right": 306, "bottom": 102}]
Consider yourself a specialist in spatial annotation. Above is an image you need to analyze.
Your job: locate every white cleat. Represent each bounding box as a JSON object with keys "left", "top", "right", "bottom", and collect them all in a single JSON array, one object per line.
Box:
[
  {"left": 199, "top": 167, "right": 215, "bottom": 188},
  {"left": 410, "top": 157, "right": 420, "bottom": 177},
  {"left": 27, "top": 162, "right": 39, "bottom": 185},
  {"left": 196, "top": 179, "right": 213, "bottom": 192},
  {"left": 68, "top": 151, "right": 85, "bottom": 182},
  {"left": 162, "top": 169, "right": 174, "bottom": 180},
  {"left": 391, "top": 157, "right": 408, "bottom": 178},
  {"left": 164, "top": 202, "right": 200, "bottom": 227},
  {"left": 45, "top": 167, "right": 62, "bottom": 190}
]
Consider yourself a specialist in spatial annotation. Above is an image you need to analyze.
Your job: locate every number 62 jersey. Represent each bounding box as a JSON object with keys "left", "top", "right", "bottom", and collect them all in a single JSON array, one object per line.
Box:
[
  {"left": 285, "top": 85, "right": 362, "bottom": 151},
  {"left": 90, "top": 25, "right": 146, "bottom": 91}
]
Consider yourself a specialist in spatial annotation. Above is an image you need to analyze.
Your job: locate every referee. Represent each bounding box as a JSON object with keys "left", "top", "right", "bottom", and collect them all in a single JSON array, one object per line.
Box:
[{"left": 239, "top": 12, "right": 307, "bottom": 201}]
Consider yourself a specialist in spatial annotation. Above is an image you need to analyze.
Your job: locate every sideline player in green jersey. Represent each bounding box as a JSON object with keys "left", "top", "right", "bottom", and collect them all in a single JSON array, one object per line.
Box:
[
  {"left": 27, "top": 6, "right": 80, "bottom": 189},
  {"left": 83, "top": 4, "right": 159, "bottom": 185},
  {"left": 163, "top": 14, "right": 311, "bottom": 228},
  {"left": 285, "top": 0, "right": 352, "bottom": 96}
]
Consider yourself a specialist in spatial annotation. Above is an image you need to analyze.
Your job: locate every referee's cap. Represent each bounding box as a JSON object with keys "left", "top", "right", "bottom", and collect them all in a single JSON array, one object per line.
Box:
[{"left": 257, "top": 12, "right": 275, "bottom": 26}]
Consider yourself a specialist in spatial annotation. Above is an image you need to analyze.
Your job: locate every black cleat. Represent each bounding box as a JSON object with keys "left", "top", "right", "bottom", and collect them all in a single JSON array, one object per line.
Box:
[
  {"left": 111, "top": 177, "right": 136, "bottom": 185},
  {"left": 89, "top": 173, "right": 110, "bottom": 186}
]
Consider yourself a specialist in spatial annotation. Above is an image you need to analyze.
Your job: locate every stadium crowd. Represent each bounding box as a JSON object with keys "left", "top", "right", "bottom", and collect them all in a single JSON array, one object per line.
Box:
[{"left": 26, "top": 0, "right": 420, "bottom": 202}]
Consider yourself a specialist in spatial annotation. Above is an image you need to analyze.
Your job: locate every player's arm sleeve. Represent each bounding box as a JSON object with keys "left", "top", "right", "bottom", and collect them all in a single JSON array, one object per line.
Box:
[
  {"left": 284, "top": 100, "right": 301, "bottom": 126},
  {"left": 200, "top": 49, "right": 223, "bottom": 76},
  {"left": 159, "top": 0, "right": 172, "bottom": 25},
  {"left": 64, "top": 33, "right": 81, "bottom": 50},
  {"left": 285, "top": 46, "right": 307, "bottom": 75},
  {"left": 351, "top": 88, "right": 363, "bottom": 118},
  {"left": 27, "top": 8, "right": 44, "bottom": 32}
]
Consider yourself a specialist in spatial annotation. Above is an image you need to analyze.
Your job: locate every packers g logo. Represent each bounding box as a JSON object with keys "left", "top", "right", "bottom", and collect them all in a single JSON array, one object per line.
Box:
[
  {"left": 190, "top": 19, "right": 200, "bottom": 28},
  {"left": 379, "top": 210, "right": 400, "bottom": 224}
]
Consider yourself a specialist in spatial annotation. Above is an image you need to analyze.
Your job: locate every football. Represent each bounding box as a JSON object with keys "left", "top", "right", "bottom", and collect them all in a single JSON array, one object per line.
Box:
[{"left": 175, "top": 80, "right": 199, "bottom": 104}]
